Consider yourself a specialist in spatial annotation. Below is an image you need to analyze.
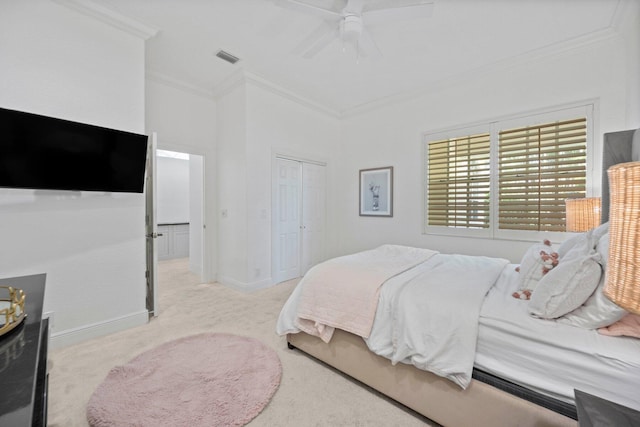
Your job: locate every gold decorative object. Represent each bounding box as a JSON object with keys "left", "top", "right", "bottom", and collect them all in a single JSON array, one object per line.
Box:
[
  {"left": 604, "top": 162, "right": 640, "bottom": 314},
  {"left": 565, "top": 197, "right": 601, "bottom": 232},
  {"left": 0, "top": 286, "right": 26, "bottom": 337}
]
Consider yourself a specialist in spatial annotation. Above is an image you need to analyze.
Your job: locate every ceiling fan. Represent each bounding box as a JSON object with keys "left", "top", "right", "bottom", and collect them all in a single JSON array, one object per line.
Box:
[{"left": 275, "top": 0, "right": 435, "bottom": 59}]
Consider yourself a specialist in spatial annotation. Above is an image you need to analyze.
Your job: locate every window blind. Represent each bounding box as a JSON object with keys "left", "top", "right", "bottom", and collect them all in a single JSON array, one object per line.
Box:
[
  {"left": 427, "top": 133, "right": 491, "bottom": 228},
  {"left": 498, "top": 118, "right": 587, "bottom": 232}
]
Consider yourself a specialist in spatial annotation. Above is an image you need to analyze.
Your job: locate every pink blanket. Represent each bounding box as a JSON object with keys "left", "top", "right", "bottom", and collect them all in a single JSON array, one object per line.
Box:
[{"left": 295, "top": 245, "right": 437, "bottom": 342}]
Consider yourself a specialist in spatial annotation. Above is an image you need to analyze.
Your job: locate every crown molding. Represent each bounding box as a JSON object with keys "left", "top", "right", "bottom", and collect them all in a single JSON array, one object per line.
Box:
[
  {"left": 52, "top": 0, "right": 159, "bottom": 39},
  {"left": 146, "top": 70, "right": 216, "bottom": 99},
  {"left": 211, "top": 69, "right": 248, "bottom": 100},
  {"left": 342, "top": 26, "right": 620, "bottom": 118},
  {"left": 211, "top": 69, "right": 340, "bottom": 119},
  {"left": 609, "top": 0, "right": 631, "bottom": 30},
  {"left": 243, "top": 72, "right": 340, "bottom": 118}
]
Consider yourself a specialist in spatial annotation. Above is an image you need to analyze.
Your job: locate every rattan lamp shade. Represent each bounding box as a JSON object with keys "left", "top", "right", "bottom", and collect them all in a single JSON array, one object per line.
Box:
[
  {"left": 565, "top": 197, "right": 601, "bottom": 232},
  {"left": 604, "top": 162, "right": 640, "bottom": 314}
]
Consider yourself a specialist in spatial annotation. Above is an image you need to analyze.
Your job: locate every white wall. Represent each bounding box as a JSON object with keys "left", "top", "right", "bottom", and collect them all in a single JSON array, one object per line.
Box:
[
  {"left": 245, "top": 81, "right": 341, "bottom": 289},
  {"left": 215, "top": 77, "right": 341, "bottom": 290},
  {"left": 0, "top": 0, "right": 147, "bottom": 346},
  {"left": 338, "top": 24, "right": 640, "bottom": 263},
  {"left": 621, "top": 0, "right": 640, "bottom": 128},
  {"left": 217, "top": 84, "right": 249, "bottom": 286},
  {"left": 145, "top": 78, "right": 217, "bottom": 280},
  {"left": 156, "top": 156, "right": 190, "bottom": 224},
  {"left": 189, "top": 155, "right": 204, "bottom": 275}
]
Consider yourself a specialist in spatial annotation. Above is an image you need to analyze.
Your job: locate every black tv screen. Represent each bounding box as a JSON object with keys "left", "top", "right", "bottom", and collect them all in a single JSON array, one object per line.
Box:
[{"left": 0, "top": 107, "right": 148, "bottom": 193}]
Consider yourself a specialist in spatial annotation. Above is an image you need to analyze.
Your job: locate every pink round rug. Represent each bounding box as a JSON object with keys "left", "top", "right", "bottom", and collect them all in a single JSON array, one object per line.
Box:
[{"left": 86, "top": 333, "right": 282, "bottom": 427}]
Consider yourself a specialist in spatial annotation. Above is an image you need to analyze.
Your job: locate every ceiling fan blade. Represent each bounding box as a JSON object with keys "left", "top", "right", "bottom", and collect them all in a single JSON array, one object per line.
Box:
[
  {"left": 291, "top": 23, "right": 340, "bottom": 58},
  {"left": 357, "top": 28, "right": 381, "bottom": 59},
  {"left": 273, "top": 0, "right": 342, "bottom": 21},
  {"left": 363, "top": 2, "right": 434, "bottom": 26},
  {"left": 344, "top": 0, "right": 365, "bottom": 14}
]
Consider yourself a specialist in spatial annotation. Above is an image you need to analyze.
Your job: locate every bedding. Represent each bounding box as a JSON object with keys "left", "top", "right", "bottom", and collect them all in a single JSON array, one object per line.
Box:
[
  {"left": 477, "top": 266, "right": 640, "bottom": 411},
  {"left": 277, "top": 243, "right": 640, "bottom": 410},
  {"left": 294, "top": 244, "right": 436, "bottom": 342},
  {"left": 598, "top": 313, "right": 640, "bottom": 338},
  {"left": 279, "top": 249, "right": 509, "bottom": 388},
  {"left": 365, "top": 254, "right": 509, "bottom": 388}
]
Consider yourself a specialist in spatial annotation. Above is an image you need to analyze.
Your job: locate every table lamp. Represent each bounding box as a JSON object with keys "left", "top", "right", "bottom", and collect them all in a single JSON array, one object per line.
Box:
[
  {"left": 604, "top": 162, "right": 640, "bottom": 314},
  {"left": 565, "top": 197, "right": 601, "bottom": 232}
]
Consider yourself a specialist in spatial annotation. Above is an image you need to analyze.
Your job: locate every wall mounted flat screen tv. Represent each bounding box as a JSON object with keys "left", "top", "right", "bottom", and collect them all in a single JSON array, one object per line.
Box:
[{"left": 0, "top": 107, "right": 148, "bottom": 193}]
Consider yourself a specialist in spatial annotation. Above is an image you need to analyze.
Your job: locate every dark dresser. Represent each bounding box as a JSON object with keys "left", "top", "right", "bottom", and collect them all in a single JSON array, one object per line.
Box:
[
  {"left": 0, "top": 274, "right": 48, "bottom": 427},
  {"left": 575, "top": 389, "right": 640, "bottom": 427}
]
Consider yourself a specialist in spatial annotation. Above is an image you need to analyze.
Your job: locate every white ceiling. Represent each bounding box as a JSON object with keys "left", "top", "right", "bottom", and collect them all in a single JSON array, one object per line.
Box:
[{"left": 88, "top": 0, "right": 622, "bottom": 115}]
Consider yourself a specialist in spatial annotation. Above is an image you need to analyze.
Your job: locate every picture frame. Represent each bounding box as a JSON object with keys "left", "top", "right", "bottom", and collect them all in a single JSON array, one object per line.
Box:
[{"left": 359, "top": 166, "right": 393, "bottom": 217}]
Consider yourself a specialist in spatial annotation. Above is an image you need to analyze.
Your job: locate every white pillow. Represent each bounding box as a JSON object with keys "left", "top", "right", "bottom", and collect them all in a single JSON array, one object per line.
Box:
[
  {"left": 560, "top": 235, "right": 593, "bottom": 262},
  {"left": 516, "top": 242, "right": 557, "bottom": 293},
  {"left": 529, "top": 252, "right": 602, "bottom": 319},
  {"left": 557, "top": 233, "right": 584, "bottom": 259},
  {"left": 592, "top": 221, "right": 610, "bottom": 241},
  {"left": 557, "top": 274, "right": 627, "bottom": 329},
  {"left": 557, "top": 222, "right": 609, "bottom": 260},
  {"left": 596, "top": 232, "right": 609, "bottom": 269}
]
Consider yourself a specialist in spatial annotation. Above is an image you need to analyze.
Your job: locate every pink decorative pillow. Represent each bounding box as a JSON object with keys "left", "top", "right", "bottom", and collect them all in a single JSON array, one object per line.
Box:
[{"left": 598, "top": 313, "right": 640, "bottom": 338}]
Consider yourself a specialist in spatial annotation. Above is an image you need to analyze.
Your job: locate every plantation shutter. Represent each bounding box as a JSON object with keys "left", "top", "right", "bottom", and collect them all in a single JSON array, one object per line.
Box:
[
  {"left": 427, "top": 133, "right": 491, "bottom": 228},
  {"left": 498, "top": 118, "right": 587, "bottom": 232}
]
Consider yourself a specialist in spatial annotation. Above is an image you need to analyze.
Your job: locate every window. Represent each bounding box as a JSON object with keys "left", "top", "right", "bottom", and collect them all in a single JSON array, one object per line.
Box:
[
  {"left": 427, "top": 132, "right": 491, "bottom": 229},
  {"left": 498, "top": 118, "right": 587, "bottom": 232},
  {"left": 424, "top": 105, "right": 592, "bottom": 240}
]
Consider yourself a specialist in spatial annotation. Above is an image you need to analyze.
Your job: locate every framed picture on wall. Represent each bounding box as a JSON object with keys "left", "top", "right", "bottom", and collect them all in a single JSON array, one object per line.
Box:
[{"left": 359, "top": 166, "right": 393, "bottom": 217}]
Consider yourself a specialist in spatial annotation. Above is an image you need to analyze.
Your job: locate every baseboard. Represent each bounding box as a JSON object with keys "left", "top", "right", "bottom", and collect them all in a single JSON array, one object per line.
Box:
[
  {"left": 218, "top": 275, "right": 273, "bottom": 292},
  {"left": 49, "top": 310, "right": 149, "bottom": 349},
  {"left": 247, "top": 277, "right": 274, "bottom": 291}
]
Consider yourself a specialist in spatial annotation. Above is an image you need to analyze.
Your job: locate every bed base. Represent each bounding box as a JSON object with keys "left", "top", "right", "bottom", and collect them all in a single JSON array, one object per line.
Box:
[{"left": 287, "top": 330, "right": 577, "bottom": 427}]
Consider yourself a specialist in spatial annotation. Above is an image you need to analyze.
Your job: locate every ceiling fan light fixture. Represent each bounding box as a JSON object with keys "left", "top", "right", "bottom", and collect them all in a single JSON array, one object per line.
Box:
[
  {"left": 281, "top": 0, "right": 433, "bottom": 59},
  {"left": 215, "top": 49, "right": 240, "bottom": 65},
  {"left": 341, "top": 14, "right": 363, "bottom": 43}
]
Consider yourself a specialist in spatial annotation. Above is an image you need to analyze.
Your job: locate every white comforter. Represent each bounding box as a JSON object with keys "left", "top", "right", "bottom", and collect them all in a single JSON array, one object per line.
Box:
[{"left": 277, "top": 249, "right": 509, "bottom": 389}]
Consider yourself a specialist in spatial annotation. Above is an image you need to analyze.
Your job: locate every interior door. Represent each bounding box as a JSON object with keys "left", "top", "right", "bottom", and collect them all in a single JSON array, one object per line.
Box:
[
  {"left": 301, "top": 162, "right": 326, "bottom": 274},
  {"left": 145, "top": 133, "right": 159, "bottom": 317},
  {"left": 275, "top": 158, "right": 302, "bottom": 283}
]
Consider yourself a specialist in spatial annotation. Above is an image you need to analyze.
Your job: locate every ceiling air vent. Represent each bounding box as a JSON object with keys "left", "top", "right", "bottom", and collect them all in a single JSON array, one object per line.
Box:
[{"left": 215, "top": 50, "right": 240, "bottom": 65}]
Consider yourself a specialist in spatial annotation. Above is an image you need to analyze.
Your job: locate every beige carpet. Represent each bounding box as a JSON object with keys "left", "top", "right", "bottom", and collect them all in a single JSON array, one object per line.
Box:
[{"left": 47, "top": 258, "right": 435, "bottom": 426}]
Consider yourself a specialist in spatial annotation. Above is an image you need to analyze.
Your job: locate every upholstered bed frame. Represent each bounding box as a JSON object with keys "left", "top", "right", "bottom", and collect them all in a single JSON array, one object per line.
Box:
[
  {"left": 287, "top": 330, "right": 576, "bottom": 427},
  {"left": 286, "top": 128, "right": 640, "bottom": 427}
]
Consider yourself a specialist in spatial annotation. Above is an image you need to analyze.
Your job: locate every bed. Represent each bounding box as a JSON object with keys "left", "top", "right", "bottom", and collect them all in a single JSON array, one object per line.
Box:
[{"left": 276, "top": 128, "right": 640, "bottom": 427}]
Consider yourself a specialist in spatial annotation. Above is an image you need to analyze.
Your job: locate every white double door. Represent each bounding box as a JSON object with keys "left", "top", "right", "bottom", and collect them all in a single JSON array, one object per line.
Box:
[{"left": 274, "top": 157, "right": 326, "bottom": 283}]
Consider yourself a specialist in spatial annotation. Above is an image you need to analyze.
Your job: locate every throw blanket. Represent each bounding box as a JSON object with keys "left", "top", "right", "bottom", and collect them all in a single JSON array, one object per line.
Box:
[
  {"left": 295, "top": 245, "right": 437, "bottom": 343},
  {"left": 365, "top": 254, "right": 509, "bottom": 388}
]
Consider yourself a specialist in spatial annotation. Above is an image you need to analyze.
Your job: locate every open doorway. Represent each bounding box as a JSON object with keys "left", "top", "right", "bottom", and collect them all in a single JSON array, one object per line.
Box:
[{"left": 155, "top": 149, "right": 205, "bottom": 279}]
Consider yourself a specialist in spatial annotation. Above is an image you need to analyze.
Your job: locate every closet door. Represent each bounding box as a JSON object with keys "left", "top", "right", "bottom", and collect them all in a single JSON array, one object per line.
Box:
[
  {"left": 301, "top": 162, "right": 326, "bottom": 274},
  {"left": 275, "top": 158, "right": 302, "bottom": 282},
  {"left": 273, "top": 158, "right": 326, "bottom": 283}
]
